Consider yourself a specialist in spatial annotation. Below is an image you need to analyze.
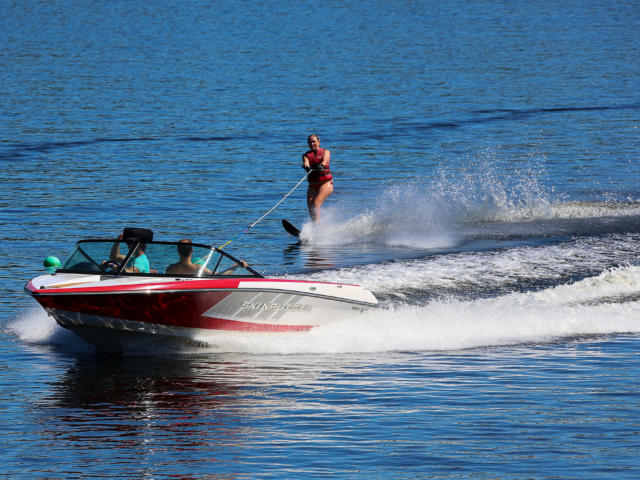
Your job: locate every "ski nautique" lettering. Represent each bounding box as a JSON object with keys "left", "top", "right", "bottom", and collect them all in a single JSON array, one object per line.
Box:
[{"left": 241, "top": 301, "right": 312, "bottom": 313}]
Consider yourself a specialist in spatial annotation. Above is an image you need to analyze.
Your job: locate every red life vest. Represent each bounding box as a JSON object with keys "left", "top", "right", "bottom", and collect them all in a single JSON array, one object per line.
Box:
[{"left": 306, "top": 148, "right": 333, "bottom": 184}]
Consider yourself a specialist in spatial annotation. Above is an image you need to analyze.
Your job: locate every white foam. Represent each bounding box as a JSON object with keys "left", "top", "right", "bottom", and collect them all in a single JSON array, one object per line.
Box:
[
  {"left": 8, "top": 307, "right": 94, "bottom": 353},
  {"left": 546, "top": 200, "right": 640, "bottom": 220},
  {"left": 296, "top": 166, "right": 640, "bottom": 249},
  {"left": 9, "top": 307, "right": 63, "bottom": 344},
  {"left": 290, "top": 234, "right": 640, "bottom": 298},
  {"left": 533, "top": 264, "right": 640, "bottom": 305},
  {"left": 192, "top": 291, "right": 640, "bottom": 355},
  {"left": 300, "top": 209, "right": 459, "bottom": 249}
]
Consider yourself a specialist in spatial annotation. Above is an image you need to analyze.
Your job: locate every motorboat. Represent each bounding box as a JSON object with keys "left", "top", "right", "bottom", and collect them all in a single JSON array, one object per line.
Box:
[{"left": 25, "top": 228, "right": 378, "bottom": 353}]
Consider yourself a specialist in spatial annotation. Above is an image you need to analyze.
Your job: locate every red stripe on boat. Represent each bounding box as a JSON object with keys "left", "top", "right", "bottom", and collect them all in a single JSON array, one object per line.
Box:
[{"left": 32, "top": 291, "right": 314, "bottom": 332}]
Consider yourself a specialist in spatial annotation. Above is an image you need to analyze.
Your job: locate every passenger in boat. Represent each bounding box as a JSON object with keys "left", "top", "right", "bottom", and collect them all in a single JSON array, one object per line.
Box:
[
  {"left": 109, "top": 233, "right": 150, "bottom": 274},
  {"left": 302, "top": 134, "right": 333, "bottom": 222},
  {"left": 166, "top": 239, "right": 248, "bottom": 276},
  {"left": 166, "top": 239, "right": 212, "bottom": 275}
]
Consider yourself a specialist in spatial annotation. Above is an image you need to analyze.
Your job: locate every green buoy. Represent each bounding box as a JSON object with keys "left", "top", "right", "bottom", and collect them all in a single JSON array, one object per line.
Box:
[{"left": 43, "top": 256, "right": 61, "bottom": 273}]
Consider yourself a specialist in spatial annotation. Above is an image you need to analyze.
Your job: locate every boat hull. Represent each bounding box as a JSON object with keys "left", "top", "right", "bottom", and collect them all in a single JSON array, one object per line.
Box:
[{"left": 26, "top": 275, "right": 377, "bottom": 352}]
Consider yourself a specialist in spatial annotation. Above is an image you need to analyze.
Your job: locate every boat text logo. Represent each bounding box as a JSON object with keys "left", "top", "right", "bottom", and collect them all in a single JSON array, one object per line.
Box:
[{"left": 241, "top": 301, "right": 312, "bottom": 313}]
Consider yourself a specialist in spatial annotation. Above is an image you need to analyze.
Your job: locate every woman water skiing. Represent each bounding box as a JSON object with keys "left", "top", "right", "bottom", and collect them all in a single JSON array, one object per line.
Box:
[{"left": 302, "top": 134, "right": 333, "bottom": 221}]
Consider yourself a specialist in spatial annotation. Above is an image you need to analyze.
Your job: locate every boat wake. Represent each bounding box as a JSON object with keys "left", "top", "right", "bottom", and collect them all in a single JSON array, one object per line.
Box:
[
  {"left": 295, "top": 233, "right": 640, "bottom": 301},
  {"left": 297, "top": 169, "right": 640, "bottom": 250}
]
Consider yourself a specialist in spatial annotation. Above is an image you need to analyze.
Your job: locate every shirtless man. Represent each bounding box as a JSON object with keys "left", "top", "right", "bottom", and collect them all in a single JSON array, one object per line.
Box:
[
  {"left": 166, "top": 239, "right": 212, "bottom": 275},
  {"left": 166, "top": 239, "right": 248, "bottom": 276}
]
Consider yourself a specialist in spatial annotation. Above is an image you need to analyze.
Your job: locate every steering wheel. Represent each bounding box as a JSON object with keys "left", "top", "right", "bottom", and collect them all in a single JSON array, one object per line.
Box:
[{"left": 100, "top": 260, "right": 121, "bottom": 273}]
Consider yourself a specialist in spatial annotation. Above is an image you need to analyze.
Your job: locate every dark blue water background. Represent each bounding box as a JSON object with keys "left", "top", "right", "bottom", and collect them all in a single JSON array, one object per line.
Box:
[{"left": 1, "top": 1, "right": 640, "bottom": 478}]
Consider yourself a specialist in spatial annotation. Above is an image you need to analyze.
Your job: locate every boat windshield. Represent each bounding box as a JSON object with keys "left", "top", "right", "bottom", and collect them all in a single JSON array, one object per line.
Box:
[{"left": 57, "top": 239, "right": 260, "bottom": 278}]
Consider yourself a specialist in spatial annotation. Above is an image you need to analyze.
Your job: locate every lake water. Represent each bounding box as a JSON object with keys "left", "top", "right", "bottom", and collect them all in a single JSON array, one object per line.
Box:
[{"left": 1, "top": 0, "right": 640, "bottom": 478}]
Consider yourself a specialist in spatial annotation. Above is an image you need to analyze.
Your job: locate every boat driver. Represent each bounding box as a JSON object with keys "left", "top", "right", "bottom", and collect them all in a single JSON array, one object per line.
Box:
[{"left": 108, "top": 233, "right": 150, "bottom": 274}]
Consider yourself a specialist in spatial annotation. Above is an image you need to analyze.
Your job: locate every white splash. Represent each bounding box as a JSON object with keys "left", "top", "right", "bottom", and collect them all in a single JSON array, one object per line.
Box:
[
  {"left": 296, "top": 157, "right": 640, "bottom": 249},
  {"left": 9, "top": 307, "right": 63, "bottom": 344},
  {"left": 300, "top": 202, "right": 460, "bottom": 250},
  {"left": 8, "top": 307, "right": 94, "bottom": 354},
  {"left": 192, "top": 296, "right": 640, "bottom": 355}
]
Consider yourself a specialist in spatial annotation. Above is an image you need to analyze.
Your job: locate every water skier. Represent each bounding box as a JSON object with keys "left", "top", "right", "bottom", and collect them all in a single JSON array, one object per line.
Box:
[{"left": 302, "top": 134, "right": 333, "bottom": 222}]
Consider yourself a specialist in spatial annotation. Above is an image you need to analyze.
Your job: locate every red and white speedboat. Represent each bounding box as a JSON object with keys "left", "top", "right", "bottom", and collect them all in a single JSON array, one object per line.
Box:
[{"left": 25, "top": 229, "right": 378, "bottom": 353}]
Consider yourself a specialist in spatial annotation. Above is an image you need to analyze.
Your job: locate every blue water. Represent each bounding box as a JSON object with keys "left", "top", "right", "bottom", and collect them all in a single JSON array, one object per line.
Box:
[{"left": 2, "top": 0, "right": 640, "bottom": 478}]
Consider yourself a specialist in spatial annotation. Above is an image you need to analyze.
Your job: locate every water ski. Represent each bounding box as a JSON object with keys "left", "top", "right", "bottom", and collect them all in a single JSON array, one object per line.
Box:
[{"left": 282, "top": 219, "right": 301, "bottom": 238}]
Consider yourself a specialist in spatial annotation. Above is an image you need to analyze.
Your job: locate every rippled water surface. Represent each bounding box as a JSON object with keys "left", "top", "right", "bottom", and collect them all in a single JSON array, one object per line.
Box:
[{"left": 2, "top": 0, "right": 640, "bottom": 478}]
